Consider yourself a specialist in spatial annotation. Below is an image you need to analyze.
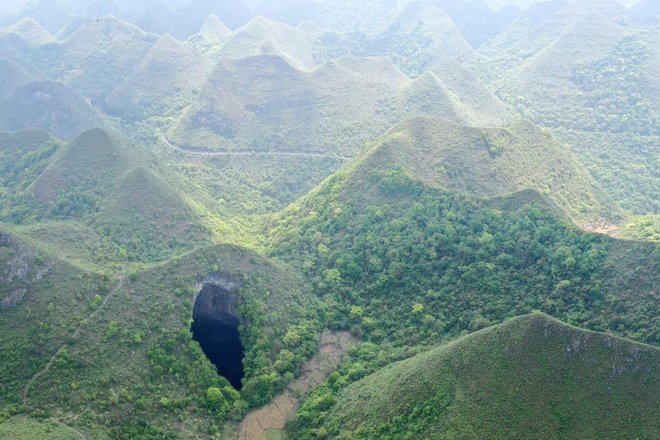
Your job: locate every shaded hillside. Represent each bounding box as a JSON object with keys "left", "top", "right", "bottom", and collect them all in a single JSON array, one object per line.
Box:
[
  {"left": 0, "top": 129, "right": 61, "bottom": 209},
  {"left": 171, "top": 54, "right": 509, "bottom": 155},
  {"left": 0, "top": 80, "right": 105, "bottom": 139},
  {"left": 290, "top": 313, "right": 659, "bottom": 439},
  {"left": 0, "top": 56, "right": 44, "bottom": 99}
]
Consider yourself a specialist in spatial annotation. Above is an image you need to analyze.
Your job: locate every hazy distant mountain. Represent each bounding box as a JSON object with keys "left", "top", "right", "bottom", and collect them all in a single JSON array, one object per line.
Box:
[
  {"left": 171, "top": 53, "right": 510, "bottom": 155},
  {"left": 0, "top": 81, "right": 105, "bottom": 139}
]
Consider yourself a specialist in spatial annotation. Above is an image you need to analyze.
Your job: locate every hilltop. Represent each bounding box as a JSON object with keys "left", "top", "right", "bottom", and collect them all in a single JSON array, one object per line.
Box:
[
  {"left": 218, "top": 16, "right": 315, "bottom": 70},
  {"left": 0, "top": 17, "right": 52, "bottom": 46},
  {"left": 346, "top": 116, "right": 620, "bottom": 224},
  {"left": 0, "top": 128, "right": 254, "bottom": 268},
  {"left": 0, "top": 80, "right": 105, "bottom": 139},
  {"left": 104, "top": 33, "right": 213, "bottom": 121},
  {"left": 290, "top": 313, "right": 659, "bottom": 439},
  {"left": 312, "top": 2, "right": 477, "bottom": 77},
  {"left": 170, "top": 54, "right": 510, "bottom": 155}
]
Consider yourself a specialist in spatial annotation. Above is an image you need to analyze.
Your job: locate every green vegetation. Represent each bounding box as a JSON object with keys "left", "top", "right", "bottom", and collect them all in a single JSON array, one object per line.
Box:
[
  {"left": 0, "top": 3, "right": 657, "bottom": 439},
  {"left": 288, "top": 313, "right": 659, "bottom": 439},
  {"left": 0, "top": 416, "right": 82, "bottom": 440},
  {"left": 268, "top": 156, "right": 658, "bottom": 346},
  {"left": 1, "top": 240, "right": 321, "bottom": 437},
  {"left": 0, "top": 128, "right": 255, "bottom": 269}
]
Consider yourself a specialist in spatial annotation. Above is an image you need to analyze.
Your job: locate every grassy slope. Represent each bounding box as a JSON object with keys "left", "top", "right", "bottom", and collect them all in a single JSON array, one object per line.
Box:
[
  {"left": 0, "top": 226, "right": 107, "bottom": 409},
  {"left": 0, "top": 416, "right": 83, "bottom": 440},
  {"left": 357, "top": 116, "right": 621, "bottom": 224},
  {"left": 2, "top": 128, "right": 253, "bottom": 269},
  {"left": 477, "top": 1, "right": 659, "bottom": 215},
  {"left": 312, "top": 313, "right": 659, "bottom": 439},
  {"left": 171, "top": 53, "right": 509, "bottom": 155}
]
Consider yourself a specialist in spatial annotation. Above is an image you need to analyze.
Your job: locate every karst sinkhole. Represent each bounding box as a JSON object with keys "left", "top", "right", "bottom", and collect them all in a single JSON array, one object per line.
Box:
[{"left": 190, "top": 283, "right": 245, "bottom": 390}]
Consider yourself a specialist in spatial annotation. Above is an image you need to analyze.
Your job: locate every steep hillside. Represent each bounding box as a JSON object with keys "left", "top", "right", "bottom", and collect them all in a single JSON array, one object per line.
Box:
[
  {"left": 0, "top": 128, "right": 251, "bottom": 266},
  {"left": 0, "top": 17, "right": 52, "bottom": 46},
  {"left": 0, "top": 56, "right": 44, "bottom": 99},
  {"left": 1, "top": 242, "right": 321, "bottom": 438},
  {"left": 218, "top": 16, "right": 315, "bottom": 70},
  {"left": 290, "top": 313, "right": 659, "bottom": 439},
  {"left": 267, "top": 120, "right": 657, "bottom": 347},
  {"left": 170, "top": 54, "right": 408, "bottom": 153},
  {"left": 353, "top": 116, "right": 620, "bottom": 224},
  {"left": 477, "top": 0, "right": 659, "bottom": 214},
  {"left": 0, "top": 226, "right": 105, "bottom": 410},
  {"left": 187, "top": 14, "right": 232, "bottom": 53},
  {"left": 105, "top": 33, "right": 213, "bottom": 120},
  {"left": 0, "top": 80, "right": 105, "bottom": 139},
  {"left": 32, "top": 16, "right": 157, "bottom": 99},
  {"left": 0, "top": 129, "right": 61, "bottom": 214},
  {"left": 170, "top": 54, "right": 509, "bottom": 155}
]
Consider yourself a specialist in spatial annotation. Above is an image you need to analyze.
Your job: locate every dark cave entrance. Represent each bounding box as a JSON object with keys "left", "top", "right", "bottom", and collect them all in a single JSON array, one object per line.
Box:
[{"left": 191, "top": 283, "right": 245, "bottom": 390}]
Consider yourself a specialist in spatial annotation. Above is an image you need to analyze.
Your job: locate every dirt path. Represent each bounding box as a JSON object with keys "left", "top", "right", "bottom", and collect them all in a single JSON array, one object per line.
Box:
[
  {"left": 160, "top": 134, "right": 354, "bottom": 161},
  {"left": 21, "top": 274, "right": 126, "bottom": 408},
  {"left": 234, "top": 330, "right": 357, "bottom": 440}
]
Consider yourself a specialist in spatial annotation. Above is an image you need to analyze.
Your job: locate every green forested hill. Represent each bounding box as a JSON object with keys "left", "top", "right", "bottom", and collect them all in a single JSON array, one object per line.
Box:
[
  {"left": 289, "top": 313, "right": 659, "bottom": 439},
  {"left": 0, "top": 128, "right": 251, "bottom": 267},
  {"left": 477, "top": 1, "right": 660, "bottom": 215},
  {"left": 267, "top": 135, "right": 658, "bottom": 348},
  {"left": 0, "top": 237, "right": 322, "bottom": 438}
]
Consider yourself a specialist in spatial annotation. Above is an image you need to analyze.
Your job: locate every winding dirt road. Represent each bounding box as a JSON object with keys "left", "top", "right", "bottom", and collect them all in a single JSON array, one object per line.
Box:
[{"left": 160, "top": 134, "right": 354, "bottom": 161}]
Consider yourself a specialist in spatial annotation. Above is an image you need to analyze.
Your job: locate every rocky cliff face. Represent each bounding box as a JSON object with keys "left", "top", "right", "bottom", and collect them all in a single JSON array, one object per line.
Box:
[
  {"left": 193, "top": 277, "right": 240, "bottom": 325},
  {"left": 0, "top": 230, "right": 50, "bottom": 310}
]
